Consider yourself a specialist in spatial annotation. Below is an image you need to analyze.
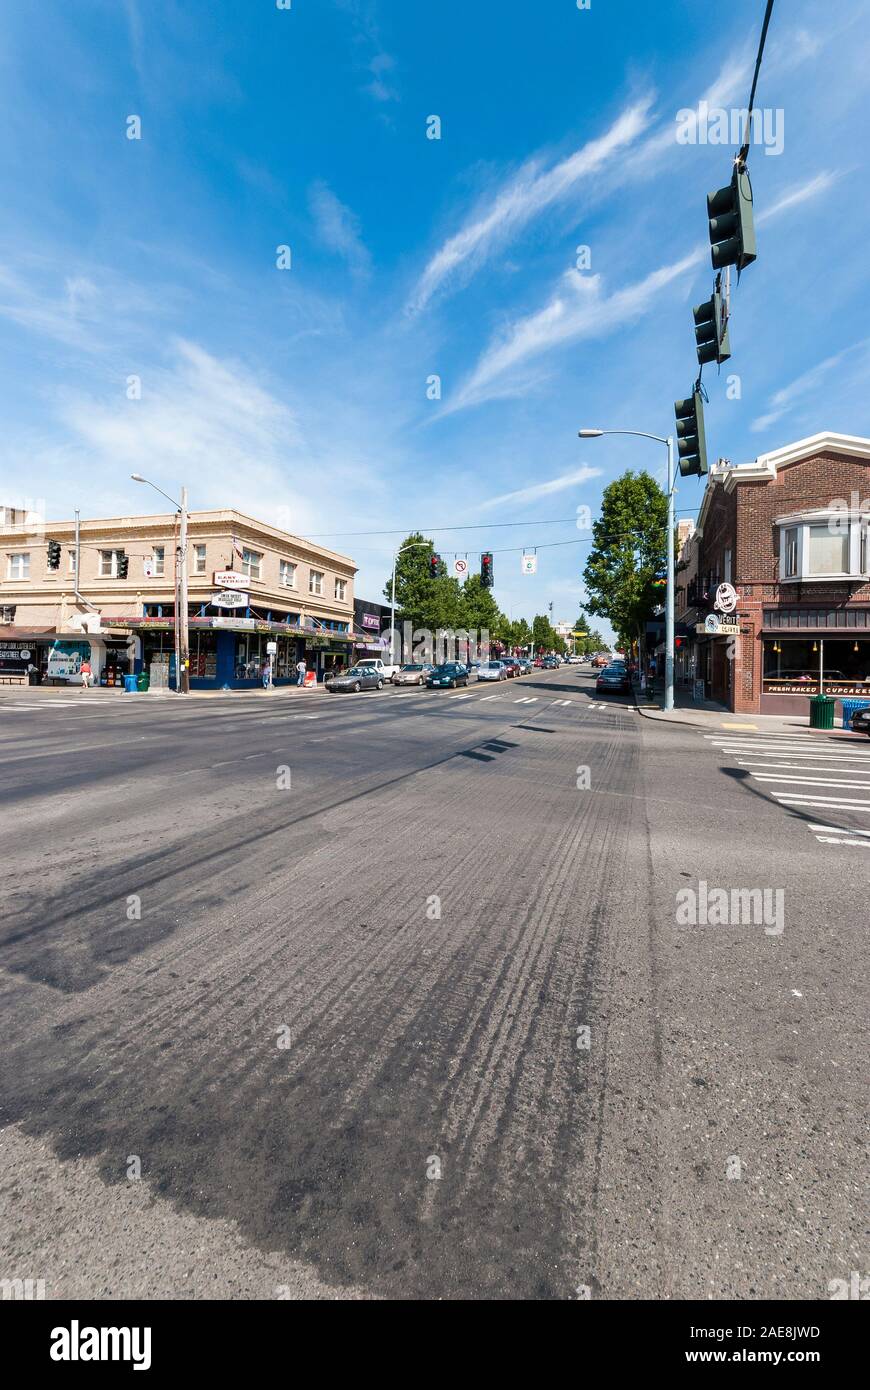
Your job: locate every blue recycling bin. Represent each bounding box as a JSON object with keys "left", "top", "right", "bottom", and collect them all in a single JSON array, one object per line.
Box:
[
  {"left": 842, "top": 698, "right": 870, "bottom": 730},
  {"left": 124, "top": 673, "right": 139, "bottom": 693}
]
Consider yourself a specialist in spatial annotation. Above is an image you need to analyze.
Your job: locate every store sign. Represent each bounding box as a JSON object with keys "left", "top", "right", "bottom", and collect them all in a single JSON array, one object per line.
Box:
[
  {"left": 764, "top": 680, "right": 870, "bottom": 697},
  {"left": 698, "top": 616, "right": 740, "bottom": 636},
  {"left": 212, "top": 616, "right": 255, "bottom": 629},
  {"left": 210, "top": 590, "right": 249, "bottom": 609},
  {"left": 361, "top": 612, "right": 381, "bottom": 630},
  {"left": 0, "top": 642, "right": 34, "bottom": 673},
  {"left": 714, "top": 582, "right": 738, "bottom": 613},
  {"left": 213, "top": 570, "right": 247, "bottom": 589}
]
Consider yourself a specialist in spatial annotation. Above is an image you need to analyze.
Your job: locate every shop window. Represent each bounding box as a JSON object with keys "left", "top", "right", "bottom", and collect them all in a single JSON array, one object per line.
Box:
[
  {"left": 242, "top": 548, "right": 262, "bottom": 581},
  {"left": 309, "top": 569, "right": 324, "bottom": 596},
  {"left": 280, "top": 560, "right": 297, "bottom": 589},
  {"left": 334, "top": 577, "right": 347, "bottom": 601},
  {"left": 7, "top": 552, "right": 30, "bottom": 580}
]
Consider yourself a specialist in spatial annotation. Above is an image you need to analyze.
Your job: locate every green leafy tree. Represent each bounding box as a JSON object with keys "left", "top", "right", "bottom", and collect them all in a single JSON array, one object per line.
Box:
[
  {"left": 384, "top": 533, "right": 464, "bottom": 632},
  {"left": 582, "top": 471, "right": 669, "bottom": 649},
  {"left": 532, "top": 614, "right": 558, "bottom": 651}
]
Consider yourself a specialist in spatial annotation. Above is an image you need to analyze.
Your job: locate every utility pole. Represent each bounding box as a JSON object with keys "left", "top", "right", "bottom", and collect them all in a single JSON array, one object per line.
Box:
[{"left": 178, "top": 486, "right": 190, "bottom": 694}]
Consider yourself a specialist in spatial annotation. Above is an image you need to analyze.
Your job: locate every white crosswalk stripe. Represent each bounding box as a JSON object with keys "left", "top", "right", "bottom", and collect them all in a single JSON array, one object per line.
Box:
[{"left": 705, "top": 727, "right": 870, "bottom": 848}]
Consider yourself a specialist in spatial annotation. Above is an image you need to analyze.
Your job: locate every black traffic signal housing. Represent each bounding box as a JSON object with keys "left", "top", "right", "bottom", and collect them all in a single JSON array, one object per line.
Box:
[
  {"left": 693, "top": 288, "right": 730, "bottom": 367},
  {"left": 117, "top": 551, "right": 129, "bottom": 579},
  {"left": 46, "top": 539, "right": 61, "bottom": 570},
  {"left": 674, "top": 390, "right": 708, "bottom": 477},
  {"left": 707, "top": 168, "right": 756, "bottom": 273},
  {"left": 481, "top": 552, "right": 494, "bottom": 588},
  {"left": 428, "top": 553, "right": 441, "bottom": 578}
]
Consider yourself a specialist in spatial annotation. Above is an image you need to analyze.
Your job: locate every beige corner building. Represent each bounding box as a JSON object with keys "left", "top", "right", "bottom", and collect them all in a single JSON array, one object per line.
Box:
[{"left": 0, "top": 506, "right": 358, "bottom": 688}]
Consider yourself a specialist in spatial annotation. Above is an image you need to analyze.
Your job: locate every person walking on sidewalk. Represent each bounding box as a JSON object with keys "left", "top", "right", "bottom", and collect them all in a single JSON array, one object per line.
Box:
[
  {"left": 80, "top": 658, "right": 93, "bottom": 691},
  {"left": 296, "top": 658, "right": 307, "bottom": 687}
]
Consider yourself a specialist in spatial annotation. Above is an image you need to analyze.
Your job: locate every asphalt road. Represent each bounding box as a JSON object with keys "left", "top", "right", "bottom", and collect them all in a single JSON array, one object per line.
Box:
[{"left": 0, "top": 669, "right": 865, "bottom": 1300}]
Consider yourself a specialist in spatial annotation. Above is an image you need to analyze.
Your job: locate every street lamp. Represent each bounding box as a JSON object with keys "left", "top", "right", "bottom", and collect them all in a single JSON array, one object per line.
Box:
[
  {"left": 577, "top": 428, "right": 676, "bottom": 712},
  {"left": 132, "top": 474, "right": 190, "bottom": 694}
]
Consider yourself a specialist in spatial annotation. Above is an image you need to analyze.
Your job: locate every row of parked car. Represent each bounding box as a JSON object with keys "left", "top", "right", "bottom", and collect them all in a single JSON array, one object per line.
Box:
[{"left": 325, "top": 653, "right": 574, "bottom": 693}]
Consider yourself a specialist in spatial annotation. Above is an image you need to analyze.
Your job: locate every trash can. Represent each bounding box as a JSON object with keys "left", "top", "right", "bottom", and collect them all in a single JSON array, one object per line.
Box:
[
  {"left": 136, "top": 672, "right": 150, "bottom": 692},
  {"left": 808, "top": 693, "right": 835, "bottom": 729},
  {"left": 124, "top": 674, "right": 138, "bottom": 693},
  {"left": 841, "top": 698, "right": 870, "bottom": 730}
]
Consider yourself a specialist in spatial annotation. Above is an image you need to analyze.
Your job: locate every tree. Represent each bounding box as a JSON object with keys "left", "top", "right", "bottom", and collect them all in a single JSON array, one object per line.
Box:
[
  {"left": 459, "top": 572, "right": 503, "bottom": 638},
  {"left": 532, "top": 614, "right": 558, "bottom": 651},
  {"left": 383, "top": 533, "right": 464, "bottom": 633},
  {"left": 573, "top": 608, "right": 607, "bottom": 655},
  {"left": 582, "top": 471, "right": 669, "bottom": 650}
]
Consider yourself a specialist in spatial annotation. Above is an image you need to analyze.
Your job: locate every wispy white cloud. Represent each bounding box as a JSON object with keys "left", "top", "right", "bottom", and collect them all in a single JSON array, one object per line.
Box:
[
  {"left": 477, "top": 466, "right": 602, "bottom": 510},
  {"left": 447, "top": 249, "right": 704, "bottom": 415},
  {"left": 758, "top": 170, "right": 841, "bottom": 223},
  {"left": 750, "top": 339, "right": 870, "bottom": 433},
  {"left": 407, "top": 98, "right": 654, "bottom": 314},
  {"left": 308, "top": 181, "right": 371, "bottom": 279}
]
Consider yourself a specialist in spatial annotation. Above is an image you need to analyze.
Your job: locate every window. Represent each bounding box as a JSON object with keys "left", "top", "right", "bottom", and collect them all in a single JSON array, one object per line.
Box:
[
  {"left": 334, "top": 577, "right": 347, "bottom": 601},
  {"left": 7, "top": 552, "right": 30, "bottom": 580},
  {"left": 807, "top": 524, "right": 849, "bottom": 576},
  {"left": 193, "top": 544, "right": 207, "bottom": 574},
  {"left": 100, "top": 550, "right": 117, "bottom": 578},
  {"left": 68, "top": 551, "right": 77, "bottom": 573},
  {"left": 152, "top": 546, "right": 165, "bottom": 576},
  {"left": 783, "top": 527, "right": 799, "bottom": 578},
  {"left": 309, "top": 569, "right": 324, "bottom": 596},
  {"left": 280, "top": 560, "right": 297, "bottom": 589},
  {"left": 723, "top": 549, "right": 732, "bottom": 585},
  {"left": 242, "top": 548, "right": 262, "bottom": 581}
]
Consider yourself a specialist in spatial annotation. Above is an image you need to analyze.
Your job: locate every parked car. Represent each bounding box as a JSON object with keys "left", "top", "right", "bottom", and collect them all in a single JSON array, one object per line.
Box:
[
  {"left": 426, "top": 662, "right": 470, "bottom": 689},
  {"left": 542, "top": 656, "right": 560, "bottom": 670},
  {"left": 502, "top": 657, "right": 522, "bottom": 677},
  {"left": 477, "top": 660, "right": 507, "bottom": 682},
  {"left": 356, "top": 657, "right": 401, "bottom": 682},
  {"left": 533, "top": 656, "right": 545, "bottom": 668},
  {"left": 393, "top": 662, "right": 433, "bottom": 686},
  {"left": 850, "top": 706, "right": 870, "bottom": 736},
  {"left": 326, "top": 664, "right": 385, "bottom": 693},
  {"left": 596, "top": 665, "right": 632, "bottom": 695},
  {"left": 514, "top": 657, "right": 532, "bottom": 674}
]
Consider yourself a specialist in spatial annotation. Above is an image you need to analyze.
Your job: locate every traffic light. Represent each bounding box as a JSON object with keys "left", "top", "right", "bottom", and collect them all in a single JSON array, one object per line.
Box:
[
  {"left": 481, "top": 552, "right": 493, "bottom": 588},
  {"left": 693, "top": 288, "right": 730, "bottom": 366},
  {"left": 707, "top": 168, "right": 756, "bottom": 273},
  {"left": 428, "top": 553, "right": 440, "bottom": 578},
  {"left": 46, "top": 539, "right": 61, "bottom": 570},
  {"left": 117, "top": 551, "right": 129, "bottom": 579},
  {"left": 674, "top": 389, "right": 708, "bottom": 477}
]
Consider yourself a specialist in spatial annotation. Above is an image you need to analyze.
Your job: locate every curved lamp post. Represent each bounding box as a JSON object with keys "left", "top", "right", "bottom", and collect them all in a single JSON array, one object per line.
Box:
[{"left": 578, "top": 428, "right": 675, "bottom": 712}]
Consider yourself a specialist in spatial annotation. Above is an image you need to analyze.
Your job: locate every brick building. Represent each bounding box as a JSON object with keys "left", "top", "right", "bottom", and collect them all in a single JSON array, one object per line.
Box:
[{"left": 693, "top": 432, "right": 870, "bottom": 715}]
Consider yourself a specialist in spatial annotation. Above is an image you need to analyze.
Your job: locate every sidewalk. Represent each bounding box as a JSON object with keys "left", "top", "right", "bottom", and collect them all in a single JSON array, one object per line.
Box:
[
  {"left": 2, "top": 682, "right": 326, "bottom": 701},
  {"left": 634, "top": 682, "right": 863, "bottom": 738}
]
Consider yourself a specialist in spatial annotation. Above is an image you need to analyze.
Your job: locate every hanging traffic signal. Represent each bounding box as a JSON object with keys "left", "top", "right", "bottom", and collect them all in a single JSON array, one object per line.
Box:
[
  {"left": 117, "top": 551, "right": 129, "bottom": 579},
  {"left": 481, "top": 552, "right": 494, "bottom": 588},
  {"left": 429, "top": 553, "right": 441, "bottom": 578},
  {"left": 707, "top": 168, "right": 756, "bottom": 273},
  {"left": 46, "top": 539, "right": 61, "bottom": 570},
  {"left": 674, "top": 389, "right": 708, "bottom": 477},
  {"left": 693, "top": 288, "right": 730, "bottom": 366}
]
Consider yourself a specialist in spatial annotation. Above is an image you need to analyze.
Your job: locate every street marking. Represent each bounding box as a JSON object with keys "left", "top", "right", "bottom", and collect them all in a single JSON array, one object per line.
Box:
[
  {"left": 808, "top": 821, "right": 870, "bottom": 838},
  {"left": 814, "top": 835, "right": 870, "bottom": 847},
  {"left": 774, "top": 794, "right": 870, "bottom": 810},
  {"left": 755, "top": 774, "right": 870, "bottom": 789},
  {"left": 738, "top": 761, "right": 870, "bottom": 776},
  {"left": 721, "top": 721, "right": 758, "bottom": 730}
]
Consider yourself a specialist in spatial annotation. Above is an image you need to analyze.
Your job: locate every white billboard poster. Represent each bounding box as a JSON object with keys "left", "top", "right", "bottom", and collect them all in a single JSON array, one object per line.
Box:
[{"left": 521, "top": 554, "right": 538, "bottom": 575}]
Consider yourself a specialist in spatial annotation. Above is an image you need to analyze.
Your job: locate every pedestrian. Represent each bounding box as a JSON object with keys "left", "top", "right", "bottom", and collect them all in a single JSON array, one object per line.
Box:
[
  {"left": 262, "top": 659, "right": 272, "bottom": 689},
  {"left": 296, "top": 658, "right": 306, "bottom": 687},
  {"left": 80, "top": 658, "right": 92, "bottom": 691}
]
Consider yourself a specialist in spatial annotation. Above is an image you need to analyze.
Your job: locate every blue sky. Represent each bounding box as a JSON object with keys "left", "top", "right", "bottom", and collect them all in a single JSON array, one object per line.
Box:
[{"left": 2, "top": 0, "right": 869, "bottom": 635}]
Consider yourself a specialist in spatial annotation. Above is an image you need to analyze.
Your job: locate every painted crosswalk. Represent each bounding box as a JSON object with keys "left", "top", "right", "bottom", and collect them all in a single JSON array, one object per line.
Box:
[{"left": 705, "top": 727, "right": 870, "bottom": 848}]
